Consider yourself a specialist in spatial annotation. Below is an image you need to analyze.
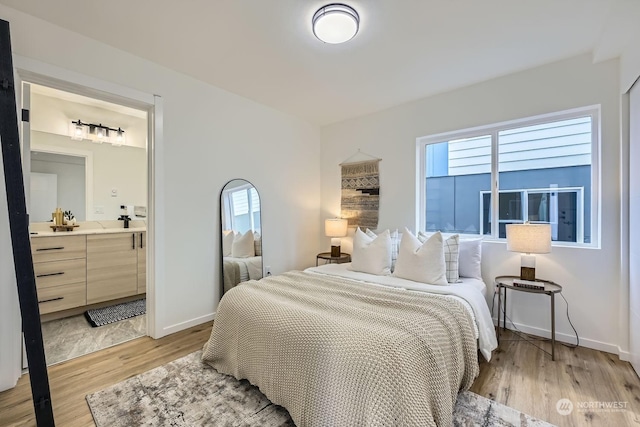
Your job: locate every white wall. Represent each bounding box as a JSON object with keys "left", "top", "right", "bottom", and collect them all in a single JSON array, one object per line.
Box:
[
  {"left": 321, "top": 54, "right": 623, "bottom": 355},
  {"left": 620, "top": 44, "right": 640, "bottom": 93},
  {"left": 32, "top": 131, "right": 146, "bottom": 221},
  {"left": 0, "top": 5, "right": 321, "bottom": 390},
  {"left": 31, "top": 92, "right": 148, "bottom": 150}
]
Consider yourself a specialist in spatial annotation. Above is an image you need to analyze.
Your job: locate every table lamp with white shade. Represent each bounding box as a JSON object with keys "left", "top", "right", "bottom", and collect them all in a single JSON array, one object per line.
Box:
[
  {"left": 506, "top": 223, "right": 551, "bottom": 281},
  {"left": 325, "top": 218, "right": 348, "bottom": 257}
]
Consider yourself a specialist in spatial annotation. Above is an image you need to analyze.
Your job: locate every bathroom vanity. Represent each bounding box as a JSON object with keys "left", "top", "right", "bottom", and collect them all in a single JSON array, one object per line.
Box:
[{"left": 30, "top": 221, "right": 146, "bottom": 316}]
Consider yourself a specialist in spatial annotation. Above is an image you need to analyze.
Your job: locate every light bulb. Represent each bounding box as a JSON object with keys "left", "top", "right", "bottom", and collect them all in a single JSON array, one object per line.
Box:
[{"left": 70, "top": 120, "right": 86, "bottom": 141}]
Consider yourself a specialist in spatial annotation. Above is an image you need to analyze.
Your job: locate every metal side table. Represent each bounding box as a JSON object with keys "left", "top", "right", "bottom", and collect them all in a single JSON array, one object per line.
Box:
[{"left": 494, "top": 275, "right": 563, "bottom": 361}]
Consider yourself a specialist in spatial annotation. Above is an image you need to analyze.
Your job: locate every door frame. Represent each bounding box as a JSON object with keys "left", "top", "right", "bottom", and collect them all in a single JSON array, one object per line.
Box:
[
  {"left": 628, "top": 80, "right": 640, "bottom": 376},
  {"left": 10, "top": 57, "right": 165, "bottom": 364}
]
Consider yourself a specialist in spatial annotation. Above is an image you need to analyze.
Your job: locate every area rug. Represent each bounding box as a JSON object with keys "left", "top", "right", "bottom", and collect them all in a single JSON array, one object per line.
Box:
[
  {"left": 86, "top": 351, "right": 555, "bottom": 427},
  {"left": 84, "top": 298, "right": 146, "bottom": 327}
]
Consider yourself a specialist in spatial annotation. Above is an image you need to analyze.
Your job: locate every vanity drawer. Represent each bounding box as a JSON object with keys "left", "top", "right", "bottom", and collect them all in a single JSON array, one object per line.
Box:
[
  {"left": 31, "top": 235, "right": 86, "bottom": 263},
  {"left": 37, "top": 282, "right": 86, "bottom": 315},
  {"left": 34, "top": 258, "right": 87, "bottom": 290}
]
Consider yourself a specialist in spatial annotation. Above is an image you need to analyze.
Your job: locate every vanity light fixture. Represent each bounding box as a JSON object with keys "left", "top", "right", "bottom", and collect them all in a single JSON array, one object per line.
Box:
[
  {"left": 94, "top": 125, "right": 107, "bottom": 143},
  {"left": 113, "top": 127, "right": 125, "bottom": 146},
  {"left": 69, "top": 120, "right": 126, "bottom": 146},
  {"left": 312, "top": 3, "right": 359, "bottom": 44},
  {"left": 70, "top": 120, "right": 86, "bottom": 140}
]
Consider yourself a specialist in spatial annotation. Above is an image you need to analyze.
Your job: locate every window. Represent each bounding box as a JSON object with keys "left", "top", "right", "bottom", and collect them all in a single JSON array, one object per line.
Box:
[
  {"left": 417, "top": 107, "right": 599, "bottom": 246},
  {"left": 223, "top": 185, "right": 261, "bottom": 234},
  {"left": 480, "top": 188, "right": 584, "bottom": 241}
]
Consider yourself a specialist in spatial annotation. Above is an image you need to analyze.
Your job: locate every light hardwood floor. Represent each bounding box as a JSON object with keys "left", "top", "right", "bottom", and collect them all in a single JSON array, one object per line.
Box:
[
  {"left": 0, "top": 325, "right": 638, "bottom": 427},
  {"left": 471, "top": 330, "right": 640, "bottom": 427},
  {"left": 0, "top": 322, "right": 212, "bottom": 427}
]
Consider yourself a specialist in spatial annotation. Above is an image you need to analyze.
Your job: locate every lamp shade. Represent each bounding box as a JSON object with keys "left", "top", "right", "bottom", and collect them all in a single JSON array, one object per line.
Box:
[
  {"left": 325, "top": 218, "right": 348, "bottom": 237},
  {"left": 506, "top": 223, "right": 551, "bottom": 254}
]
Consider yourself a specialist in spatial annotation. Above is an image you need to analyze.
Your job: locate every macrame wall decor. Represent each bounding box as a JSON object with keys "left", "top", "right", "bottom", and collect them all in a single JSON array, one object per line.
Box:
[{"left": 340, "top": 150, "right": 381, "bottom": 229}]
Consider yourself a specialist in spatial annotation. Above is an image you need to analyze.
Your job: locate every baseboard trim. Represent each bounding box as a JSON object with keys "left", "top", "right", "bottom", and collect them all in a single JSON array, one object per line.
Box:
[
  {"left": 618, "top": 348, "right": 631, "bottom": 362},
  {"left": 493, "top": 317, "right": 620, "bottom": 355},
  {"left": 161, "top": 312, "right": 215, "bottom": 337}
]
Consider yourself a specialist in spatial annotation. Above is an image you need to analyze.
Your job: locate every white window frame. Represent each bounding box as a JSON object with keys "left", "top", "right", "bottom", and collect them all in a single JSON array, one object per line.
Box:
[{"left": 415, "top": 105, "right": 601, "bottom": 248}]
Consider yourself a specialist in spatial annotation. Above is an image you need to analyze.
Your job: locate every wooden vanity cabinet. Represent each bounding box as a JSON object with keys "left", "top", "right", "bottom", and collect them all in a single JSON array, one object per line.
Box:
[
  {"left": 31, "top": 235, "right": 87, "bottom": 314},
  {"left": 87, "top": 233, "right": 138, "bottom": 304},
  {"left": 32, "top": 230, "right": 147, "bottom": 314}
]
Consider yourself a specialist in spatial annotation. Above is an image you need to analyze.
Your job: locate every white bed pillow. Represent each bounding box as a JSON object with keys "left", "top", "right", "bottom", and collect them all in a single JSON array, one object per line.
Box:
[
  {"left": 231, "top": 230, "right": 255, "bottom": 258},
  {"left": 350, "top": 228, "right": 392, "bottom": 276},
  {"left": 418, "top": 231, "right": 460, "bottom": 283},
  {"left": 222, "top": 230, "right": 235, "bottom": 256},
  {"left": 366, "top": 228, "right": 399, "bottom": 272},
  {"left": 393, "top": 229, "right": 448, "bottom": 286},
  {"left": 458, "top": 238, "right": 483, "bottom": 279}
]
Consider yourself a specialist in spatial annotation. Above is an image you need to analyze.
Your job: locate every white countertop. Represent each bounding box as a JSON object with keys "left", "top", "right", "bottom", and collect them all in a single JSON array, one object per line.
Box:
[{"left": 29, "top": 220, "right": 146, "bottom": 238}]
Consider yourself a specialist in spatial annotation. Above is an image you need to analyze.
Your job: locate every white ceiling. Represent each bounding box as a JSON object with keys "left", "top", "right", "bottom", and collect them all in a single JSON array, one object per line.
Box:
[{"left": 2, "top": 0, "right": 638, "bottom": 125}]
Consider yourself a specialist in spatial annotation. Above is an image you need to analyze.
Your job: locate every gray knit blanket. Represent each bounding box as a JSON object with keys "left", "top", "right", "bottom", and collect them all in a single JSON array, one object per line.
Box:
[{"left": 202, "top": 271, "right": 479, "bottom": 427}]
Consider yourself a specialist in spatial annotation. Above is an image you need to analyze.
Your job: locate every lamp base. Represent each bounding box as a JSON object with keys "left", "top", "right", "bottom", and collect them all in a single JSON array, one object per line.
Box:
[
  {"left": 331, "top": 245, "right": 341, "bottom": 257},
  {"left": 520, "top": 253, "right": 536, "bottom": 280},
  {"left": 520, "top": 266, "right": 536, "bottom": 281}
]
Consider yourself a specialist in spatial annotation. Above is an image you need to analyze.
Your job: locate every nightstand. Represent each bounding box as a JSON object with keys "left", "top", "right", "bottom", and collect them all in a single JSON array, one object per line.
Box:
[
  {"left": 316, "top": 252, "right": 351, "bottom": 266},
  {"left": 494, "top": 275, "right": 563, "bottom": 361}
]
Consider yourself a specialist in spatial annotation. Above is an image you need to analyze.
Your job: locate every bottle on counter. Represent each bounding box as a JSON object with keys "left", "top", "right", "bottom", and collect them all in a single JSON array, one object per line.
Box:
[{"left": 55, "top": 208, "right": 64, "bottom": 226}]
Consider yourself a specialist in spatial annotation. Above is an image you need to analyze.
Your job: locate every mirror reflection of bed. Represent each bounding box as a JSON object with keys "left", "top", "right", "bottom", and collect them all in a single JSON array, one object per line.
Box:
[{"left": 220, "top": 179, "right": 263, "bottom": 294}]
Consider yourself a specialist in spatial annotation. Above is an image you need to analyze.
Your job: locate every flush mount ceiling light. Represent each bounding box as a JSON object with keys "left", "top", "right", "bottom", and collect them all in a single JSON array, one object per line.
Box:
[{"left": 312, "top": 3, "right": 359, "bottom": 44}]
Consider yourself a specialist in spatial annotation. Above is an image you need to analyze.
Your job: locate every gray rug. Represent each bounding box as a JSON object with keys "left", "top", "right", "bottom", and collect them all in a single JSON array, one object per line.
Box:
[
  {"left": 85, "top": 298, "right": 146, "bottom": 327},
  {"left": 86, "top": 351, "right": 555, "bottom": 426}
]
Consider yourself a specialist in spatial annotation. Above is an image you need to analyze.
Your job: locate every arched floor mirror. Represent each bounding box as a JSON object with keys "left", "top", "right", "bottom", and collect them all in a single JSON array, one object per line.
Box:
[{"left": 220, "top": 179, "right": 263, "bottom": 296}]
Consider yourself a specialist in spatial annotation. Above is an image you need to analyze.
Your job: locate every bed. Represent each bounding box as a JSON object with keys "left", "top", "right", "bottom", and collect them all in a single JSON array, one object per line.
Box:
[
  {"left": 222, "top": 255, "right": 263, "bottom": 293},
  {"left": 202, "top": 262, "right": 497, "bottom": 426}
]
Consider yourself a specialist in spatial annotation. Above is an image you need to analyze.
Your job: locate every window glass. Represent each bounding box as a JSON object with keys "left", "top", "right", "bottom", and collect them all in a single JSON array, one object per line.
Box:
[
  {"left": 425, "top": 136, "right": 491, "bottom": 234},
  {"left": 226, "top": 187, "right": 261, "bottom": 234},
  {"left": 498, "top": 117, "right": 591, "bottom": 242},
  {"left": 419, "top": 109, "right": 597, "bottom": 246}
]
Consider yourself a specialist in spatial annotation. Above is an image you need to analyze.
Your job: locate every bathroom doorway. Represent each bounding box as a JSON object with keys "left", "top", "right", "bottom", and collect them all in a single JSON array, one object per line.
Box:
[{"left": 19, "top": 79, "right": 154, "bottom": 367}]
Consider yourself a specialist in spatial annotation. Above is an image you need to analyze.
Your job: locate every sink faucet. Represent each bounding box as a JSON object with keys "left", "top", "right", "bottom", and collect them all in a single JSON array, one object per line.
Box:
[{"left": 118, "top": 215, "right": 131, "bottom": 228}]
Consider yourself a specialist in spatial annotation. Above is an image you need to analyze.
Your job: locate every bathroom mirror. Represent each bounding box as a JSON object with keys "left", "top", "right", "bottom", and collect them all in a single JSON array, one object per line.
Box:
[{"left": 220, "top": 179, "right": 263, "bottom": 295}]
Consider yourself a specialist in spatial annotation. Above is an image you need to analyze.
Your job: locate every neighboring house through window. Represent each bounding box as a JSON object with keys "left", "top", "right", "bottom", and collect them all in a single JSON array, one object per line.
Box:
[
  {"left": 417, "top": 106, "right": 599, "bottom": 246},
  {"left": 222, "top": 184, "right": 261, "bottom": 234}
]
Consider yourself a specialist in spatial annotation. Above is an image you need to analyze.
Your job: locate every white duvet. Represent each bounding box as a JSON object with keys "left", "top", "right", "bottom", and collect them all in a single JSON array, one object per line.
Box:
[{"left": 305, "top": 263, "right": 498, "bottom": 361}]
